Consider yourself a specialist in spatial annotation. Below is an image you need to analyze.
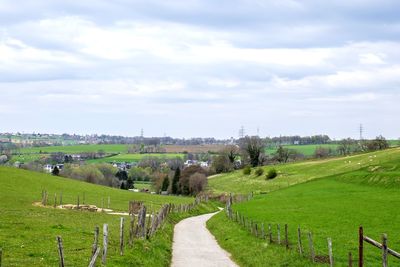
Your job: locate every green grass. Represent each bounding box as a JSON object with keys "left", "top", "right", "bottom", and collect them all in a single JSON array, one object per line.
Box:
[
  {"left": 207, "top": 212, "right": 313, "bottom": 266},
  {"left": 134, "top": 181, "right": 154, "bottom": 191},
  {"left": 0, "top": 166, "right": 217, "bottom": 266},
  {"left": 208, "top": 147, "right": 400, "bottom": 266},
  {"left": 9, "top": 154, "right": 50, "bottom": 164},
  {"left": 88, "top": 153, "right": 184, "bottom": 163},
  {"left": 208, "top": 147, "right": 400, "bottom": 194},
  {"left": 265, "top": 144, "right": 339, "bottom": 156},
  {"left": 215, "top": 176, "right": 400, "bottom": 266},
  {"left": 19, "top": 144, "right": 130, "bottom": 154}
]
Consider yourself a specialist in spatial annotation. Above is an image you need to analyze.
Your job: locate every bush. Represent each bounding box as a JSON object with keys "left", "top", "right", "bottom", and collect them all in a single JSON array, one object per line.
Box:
[
  {"left": 255, "top": 168, "right": 264, "bottom": 176},
  {"left": 266, "top": 168, "right": 278, "bottom": 179},
  {"left": 243, "top": 166, "right": 251, "bottom": 175}
]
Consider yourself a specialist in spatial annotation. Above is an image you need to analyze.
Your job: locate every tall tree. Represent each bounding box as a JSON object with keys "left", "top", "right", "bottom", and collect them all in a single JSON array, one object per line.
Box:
[
  {"left": 171, "top": 167, "right": 180, "bottom": 194},
  {"left": 239, "top": 136, "right": 265, "bottom": 167}
]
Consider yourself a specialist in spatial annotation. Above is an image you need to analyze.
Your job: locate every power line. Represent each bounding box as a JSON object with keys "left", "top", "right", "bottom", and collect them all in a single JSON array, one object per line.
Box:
[{"left": 238, "top": 126, "right": 245, "bottom": 139}]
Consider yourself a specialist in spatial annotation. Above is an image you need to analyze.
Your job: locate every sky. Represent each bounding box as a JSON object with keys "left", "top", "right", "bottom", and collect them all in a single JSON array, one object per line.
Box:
[{"left": 1, "top": 0, "right": 400, "bottom": 139}]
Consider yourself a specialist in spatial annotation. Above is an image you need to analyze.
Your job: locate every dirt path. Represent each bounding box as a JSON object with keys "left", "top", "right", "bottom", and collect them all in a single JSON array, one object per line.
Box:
[{"left": 171, "top": 211, "right": 238, "bottom": 267}]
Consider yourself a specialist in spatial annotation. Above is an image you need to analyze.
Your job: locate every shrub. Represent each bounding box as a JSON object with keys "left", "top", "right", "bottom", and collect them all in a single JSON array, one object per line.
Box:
[
  {"left": 243, "top": 165, "right": 251, "bottom": 175},
  {"left": 266, "top": 168, "right": 278, "bottom": 179},
  {"left": 255, "top": 168, "right": 264, "bottom": 176}
]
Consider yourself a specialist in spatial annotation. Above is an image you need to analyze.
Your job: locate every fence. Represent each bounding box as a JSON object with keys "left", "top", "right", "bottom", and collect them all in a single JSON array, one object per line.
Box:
[
  {"left": 358, "top": 226, "right": 400, "bottom": 267},
  {"left": 16, "top": 190, "right": 207, "bottom": 266},
  {"left": 225, "top": 197, "right": 400, "bottom": 266}
]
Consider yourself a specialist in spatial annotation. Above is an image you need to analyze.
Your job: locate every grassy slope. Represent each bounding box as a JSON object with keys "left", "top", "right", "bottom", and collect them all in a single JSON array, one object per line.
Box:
[
  {"left": 0, "top": 166, "right": 212, "bottom": 266},
  {"left": 208, "top": 148, "right": 400, "bottom": 266},
  {"left": 208, "top": 147, "right": 400, "bottom": 194}
]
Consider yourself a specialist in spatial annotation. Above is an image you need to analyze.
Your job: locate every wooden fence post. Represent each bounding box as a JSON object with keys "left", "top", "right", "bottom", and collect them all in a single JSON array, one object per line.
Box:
[
  {"left": 102, "top": 224, "right": 108, "bottom": 265},
  {"left": 268, "top": 224, "right": 272, "bottom": 243},
  {"left": 349, "top": 252, "right": 353, "bottom": 267},
  {"left": 261, "top": 223, "right": 265, "bottom": 239},
  {"left": 285, "top": 224, "right": 289, "bottom": 249},
  {"left": 88, "top": 247, "right": 100, "bottom": 267},
  {"left": 54, "top": 193, "right": 57, "bottom": 208},
  {"left": 56, "top": 236, "right": 65, "bottom": 267},
  {"left": 382, "top": 234, "right": 387, "bottom": 267},
  {"left": 83, "top": 192, "right": 85, "bottom": 205},
  {"left": 92, "top": 226, "right": 99, "bottom": 257},
  {"left": 277, "top": 224, "right": 281, "bottom": 245},
  {"left": 0, "top": 248, "right": 2, "bottom": 267},
  {"left": 120, "top": 217, "right": 124, "bottom": 255},
  {"left": 359, "top": 226, "right": 363, "bottom": 267},
  {"left": 298, "top": 226, "right": 303, "bottom": 256},
  {"left": 59, "top": 191, "right": 62, "bottom": 206},
  {"left": 107, "top": 196, "right": 110, "bottom": 209},
  {"left": 129, "top": 215, "right": 135, "bottom": 247},
  {"left": 308, "top": 232, "right": 315, "bottom": 263},
  {"left": 77, "top": 195, "right": 80, "bottom": 209},
  {"left": 328, "top": 238, "right": 333, "bottom": 267}
]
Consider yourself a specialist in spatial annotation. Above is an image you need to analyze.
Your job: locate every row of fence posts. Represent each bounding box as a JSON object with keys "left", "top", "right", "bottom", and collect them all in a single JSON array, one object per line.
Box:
[
  {"left": 53, "top": 195, "right": 207, "bottom": 266},
  {"left": 41, "top": 190, "right": 112, "bottom": 210},
  {"left": 226, "top": 195, "right": 334, "bottom": 266}
]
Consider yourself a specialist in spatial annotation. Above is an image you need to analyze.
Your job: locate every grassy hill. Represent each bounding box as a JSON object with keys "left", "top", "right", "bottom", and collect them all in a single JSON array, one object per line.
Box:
[
  {"left": 208, "top": 147, "right": 400, "bottom": 194},
  {"left": 0, "top": 166, "right": 216, "bottom": 266},
  {"left": 207, "top": 148, "right": 400, "bottom": 266},
  {"left": 265, "top": 144, "right": 339, "bottom": 156}
]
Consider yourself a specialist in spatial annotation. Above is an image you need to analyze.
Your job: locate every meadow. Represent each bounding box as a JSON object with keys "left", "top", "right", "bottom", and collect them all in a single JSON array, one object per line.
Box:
[
  {"left": 208, "top": 147, "right": 400, "bottom": 194},
  {"left": 88, "top": 153, "right": 184, "bottom": 163},
  {"left": 207, "top": 147, "right": 400, "bottom": 266},
  {"left": 0, "top": 166, "right": 218, "bottom": 266},
  {"left": 265, "top": 144, "right": 339, "bottom": 156},
  {"left": 19, "top": 144, "right": 130, "bottom": 154}
]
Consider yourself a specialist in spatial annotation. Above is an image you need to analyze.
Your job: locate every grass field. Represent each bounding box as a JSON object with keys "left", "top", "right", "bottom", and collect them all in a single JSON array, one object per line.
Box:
[
  {"left": 87, "top": 153, "right": 184, "bottom": 163},
  {"left": 265, "top": 144, "right": 339, "bottom": 156},
  {"left": 208, "top": 147, "right": 400, "bottom": 194},
  {"left": 19, "top": 144, "right": 130, "bottom": 154},
  {"left": 0, "top": 166, "right": 218, "bottom": 266},
  {"left": 208, "top": 147, "right": 400, "bottom": 266}
]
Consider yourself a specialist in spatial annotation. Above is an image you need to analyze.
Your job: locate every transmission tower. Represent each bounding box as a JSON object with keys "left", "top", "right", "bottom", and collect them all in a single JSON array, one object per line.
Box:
[
  {"left": 238, "top": 126, "right": 245, "bottom": 139},
  {"left": 140, "top": 128, "right": 144, "bottom": 138},
  {"left": 359, "top": 124, "right": 363, "bottom": 140}
]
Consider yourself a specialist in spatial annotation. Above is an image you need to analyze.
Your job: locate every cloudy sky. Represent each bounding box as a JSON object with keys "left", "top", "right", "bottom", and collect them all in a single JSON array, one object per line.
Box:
[{"left": 1, "top": 0, "right": 400, "bottom": 139}]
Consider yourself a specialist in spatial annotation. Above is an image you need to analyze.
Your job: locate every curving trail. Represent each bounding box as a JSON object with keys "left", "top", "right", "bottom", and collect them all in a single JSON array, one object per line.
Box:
[{"left": 171, "top": 211, "right": 238, "bottom": 267}]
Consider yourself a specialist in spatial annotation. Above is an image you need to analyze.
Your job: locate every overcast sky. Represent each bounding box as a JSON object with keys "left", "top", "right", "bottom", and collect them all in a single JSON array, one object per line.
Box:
[{"left": 1, "top": 0, "right": 399, "bottom": 139}]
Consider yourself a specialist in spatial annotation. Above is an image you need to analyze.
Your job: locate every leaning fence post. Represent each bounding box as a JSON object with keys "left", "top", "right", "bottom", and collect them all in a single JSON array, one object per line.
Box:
[
  {"left": 102, "top": 224, "right": 108, "bottom": 265},
  {"left": 382, "top": 234, "right": 387, "bottom": 267},
  {"left": 92, "top": 226, "right": 99, "bottom": 257},
  {"left": 308, "top": 232, "right": 315, "bottom": 263},
  {"left": 120, "top": 217, "right": 125, "bottom": 256},
  {"left": 298, "top": 226, "right": 303, "bottom": 256},
  {"left": 88, "top": 247, "right": 100, "bottom": 267},
  {"left": 285, "top": 224, "right": 289, "bottom": 249},
  {"left": 56, "top": 236, "right": 65, "bottom": 267},
  {"left": 277, "top": 224, "right": 281, "bottom": 245},
  {"left": 359, "top": 226, "right": 363, "bottom": 267},
  {"left": 328, "top": 237, "right": 333, "bottom": 267}
]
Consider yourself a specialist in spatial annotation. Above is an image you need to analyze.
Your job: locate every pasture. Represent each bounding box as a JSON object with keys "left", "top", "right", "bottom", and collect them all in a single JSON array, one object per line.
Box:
[
  {"left": 207, "top": 147, "right": 400, "bottom": 266},
  {"left": 208, "top": 147, "right": 400, "bottom": 194},
  {"left": 88, "top": 153, "right": 184, "bottom": 163},
  {"left": 0, "top": 166, "right": 217, "bottom": 266},
  {"left": 19, "top": 144, "right": 130, "bottom": 154},
  {"left": 265, "top": 144, "right": 339, "bottom": 156}
]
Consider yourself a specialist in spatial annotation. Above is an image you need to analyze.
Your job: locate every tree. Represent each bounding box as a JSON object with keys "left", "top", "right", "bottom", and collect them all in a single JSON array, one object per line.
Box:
[
  {"left": 126, "top": 176, "right": 134, "bottom": 189},
  {"left": 161, "top": 176, "right": 169, "bottom": 191},
  {"left": 337, "top": 138, "right": 355, "bottom": 155},
  {"left": 52, "top": 166, "right": 60, "bottom": 176},
  {"left": 223, "top": 145, "right": 240, "bottom": 163},
  {"left": 188, "top": 172, "right": 207, "bottom": 195},
  {"left": 211, "top": 154, "right": 233, "bottom": 173},
  {"left": 115, "top": 170, "right": 128, "bottom": 181},
  {"left": 180, "top": 165, "right": 207, "bottom": 195},
  {"left": 275, "top": 146, "right": 290, "bottom": 163},
  {"left": 171, "top": 167, "right": 180, "bottom": 194},
  {"left": 239, "top": 136, "right": 265, "bottom": 167}
]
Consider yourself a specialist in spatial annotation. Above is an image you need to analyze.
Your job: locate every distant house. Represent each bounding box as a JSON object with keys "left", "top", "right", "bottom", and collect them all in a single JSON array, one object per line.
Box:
[{"left": 44, "top": 164, "right": 64, "bottom": 173}]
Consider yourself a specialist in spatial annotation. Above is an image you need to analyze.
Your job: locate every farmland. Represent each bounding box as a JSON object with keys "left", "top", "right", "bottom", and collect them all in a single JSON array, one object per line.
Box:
[
  {"left": 207, "top": 148, "right": 400, "bottom": 266},
  {"left": 87, "top": 153, "right": 184, "bottom": 163},
  {"left": 0, "top": 166, "right": 218, "bottom": 266},
  {"left": 265, "top": 144, "right": 339, "bottom": 156},
  {"left": 19, "top": 144, "right": 130, "bottom": 154}
]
